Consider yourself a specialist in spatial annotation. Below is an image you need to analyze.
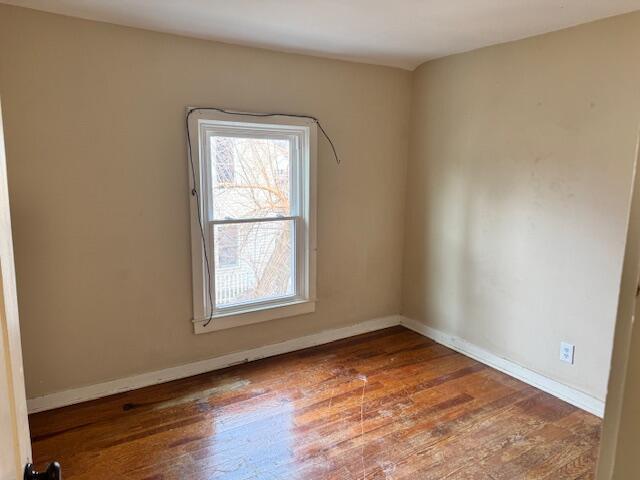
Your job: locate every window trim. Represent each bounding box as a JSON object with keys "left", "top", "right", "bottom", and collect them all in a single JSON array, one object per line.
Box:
[{"left": 187, "top": 108, "right": 317, "bottom": 334}]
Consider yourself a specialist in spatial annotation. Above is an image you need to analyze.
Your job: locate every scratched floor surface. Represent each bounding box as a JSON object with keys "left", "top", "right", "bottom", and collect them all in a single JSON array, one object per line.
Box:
[{"left": 29, "top": 326, "right": 601, "bottom": 479}]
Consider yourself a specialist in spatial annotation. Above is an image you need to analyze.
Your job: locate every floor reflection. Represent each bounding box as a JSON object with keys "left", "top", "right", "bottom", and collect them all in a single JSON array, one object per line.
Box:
[{"left": 208, "top": 397, "right": 295, "bottom": 479}]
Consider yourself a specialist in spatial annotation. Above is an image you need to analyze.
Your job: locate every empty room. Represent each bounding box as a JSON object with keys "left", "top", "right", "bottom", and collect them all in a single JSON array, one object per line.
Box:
[{"left": 1, "top": 1, "right": 640, "bottom": 479}]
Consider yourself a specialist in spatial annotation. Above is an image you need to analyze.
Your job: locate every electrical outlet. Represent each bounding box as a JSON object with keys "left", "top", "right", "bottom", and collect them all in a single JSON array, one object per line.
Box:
[{"left": 560, "top": 342, "right": 575, "bottom": 364}]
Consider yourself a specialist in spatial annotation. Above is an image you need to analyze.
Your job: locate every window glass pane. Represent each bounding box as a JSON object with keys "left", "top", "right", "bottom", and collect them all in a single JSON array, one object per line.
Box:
[
  {"left": 211, "top": 136, "right": 291, "bottom": 220},
  {"left": 217, "top": 224, "right": 239, "bottom": 268},
  {"left": 214, "top": 219, "right": 295, "bottom": 307}
]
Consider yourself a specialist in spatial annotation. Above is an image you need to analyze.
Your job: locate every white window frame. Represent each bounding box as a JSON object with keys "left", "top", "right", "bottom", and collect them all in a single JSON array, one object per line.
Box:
[{"left": 187, "top": 109, "right": 317, "bottom": 334}]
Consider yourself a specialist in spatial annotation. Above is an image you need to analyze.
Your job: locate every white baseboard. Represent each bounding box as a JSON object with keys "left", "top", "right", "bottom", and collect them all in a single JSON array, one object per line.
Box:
[
  {"left": 28, "top": 314, "right": 605, "bottom": 418},
  {"left": 27, "top": 315, "right": 402, "bottom": 414},
  {"left": 399, "top": 316, "right": 605, "bottom": 417}
]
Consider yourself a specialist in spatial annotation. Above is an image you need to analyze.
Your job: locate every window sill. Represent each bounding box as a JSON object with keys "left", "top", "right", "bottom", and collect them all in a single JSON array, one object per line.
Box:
[{"left": 192, "top": 299, "right": 315, "bottom": 334}]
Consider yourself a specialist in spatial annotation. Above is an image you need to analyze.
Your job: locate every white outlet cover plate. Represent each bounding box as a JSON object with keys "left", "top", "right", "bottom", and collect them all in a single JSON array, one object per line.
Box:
[{"left": 560, "top": 342, "right": 575, "bottom": 364}]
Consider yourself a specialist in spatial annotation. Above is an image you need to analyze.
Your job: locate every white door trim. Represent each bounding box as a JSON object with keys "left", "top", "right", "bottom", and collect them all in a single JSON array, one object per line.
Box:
[{"left": 0, "top": 98, "right": 31, "bottom": 477}]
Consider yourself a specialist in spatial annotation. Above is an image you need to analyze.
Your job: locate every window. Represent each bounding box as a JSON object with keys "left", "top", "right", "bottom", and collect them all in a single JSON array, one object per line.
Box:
[{"left": 188, "top": 109, "right": 317, "bottom": 333}]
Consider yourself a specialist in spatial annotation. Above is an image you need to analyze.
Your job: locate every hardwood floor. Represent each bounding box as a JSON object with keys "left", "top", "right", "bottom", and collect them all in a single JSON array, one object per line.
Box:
[{"left": 29, "top": 326, "right": 601, "bottom": 479}]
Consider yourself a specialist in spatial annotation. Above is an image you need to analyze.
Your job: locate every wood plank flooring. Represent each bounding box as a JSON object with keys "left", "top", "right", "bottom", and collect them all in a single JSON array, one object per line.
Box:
[{"left": 29, "top": 326, "right": 601, "bottom": 479}]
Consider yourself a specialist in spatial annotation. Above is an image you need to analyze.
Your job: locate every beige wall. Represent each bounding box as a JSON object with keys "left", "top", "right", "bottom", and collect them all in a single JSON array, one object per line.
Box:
[
  {"left": 403, "top": 12, "right": 640, "bottom": 401},
  {"left": 0, "top": 5, "right": 411, "bottom": 397}
]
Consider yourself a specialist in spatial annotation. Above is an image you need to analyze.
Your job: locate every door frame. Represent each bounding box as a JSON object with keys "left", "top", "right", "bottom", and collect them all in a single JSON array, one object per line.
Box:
[
  {"left": 0, "top": 98, "right": 31, "bottom": 479},
  {"left": 597, "top": 132, "right": 640, "bottom": 478}
]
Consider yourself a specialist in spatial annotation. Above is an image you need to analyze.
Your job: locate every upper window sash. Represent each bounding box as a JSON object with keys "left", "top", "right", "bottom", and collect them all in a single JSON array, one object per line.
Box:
[{"left": 200, "top": 126, "right": 306, "bottom": 223}]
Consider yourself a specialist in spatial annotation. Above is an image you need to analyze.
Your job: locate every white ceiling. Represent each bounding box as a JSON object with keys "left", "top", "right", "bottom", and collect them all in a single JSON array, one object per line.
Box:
[{"left": 4, "top": 0, "right": 640, "bottom": 69}]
